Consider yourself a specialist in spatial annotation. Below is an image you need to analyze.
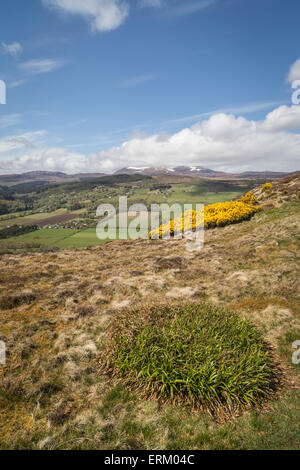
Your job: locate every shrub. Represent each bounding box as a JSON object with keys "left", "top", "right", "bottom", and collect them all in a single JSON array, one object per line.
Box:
[
  {"left": 240, "top": 191, "right": 258, "bottom": 205},
  {"left": 100, "top": 303, "right": 275, "bottom": 412},
  {"left": 262, "top": 182, "right": 273, "bottom": 192},
  {"left": 149, "top": 197, "right": 260, "bottom": 239}
]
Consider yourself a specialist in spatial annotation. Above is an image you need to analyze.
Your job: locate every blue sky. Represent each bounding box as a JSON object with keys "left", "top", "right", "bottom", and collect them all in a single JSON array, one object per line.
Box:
[{"left": 0, "top": 0, "right": 300, "bottom": 174}]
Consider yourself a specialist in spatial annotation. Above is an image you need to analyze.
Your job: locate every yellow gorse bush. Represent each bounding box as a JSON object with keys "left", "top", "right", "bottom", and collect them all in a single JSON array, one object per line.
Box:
[
  {"left": 262, "top": 182, "right": 273, "bottom": 191},
  {"left": 149, "top": 192, "right": 260, "bottom": 239},
  {"left": 240, "top": 191, "right": 258, "bottom": 205}
]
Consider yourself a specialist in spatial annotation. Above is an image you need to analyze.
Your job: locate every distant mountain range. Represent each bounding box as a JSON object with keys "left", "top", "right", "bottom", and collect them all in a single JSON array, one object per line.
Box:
[
  {"left": 0, "top": 167, "right": 295, "bottom": 186},
  {"left": 114, "top": 166, "right": 293, "bottom": 179}
]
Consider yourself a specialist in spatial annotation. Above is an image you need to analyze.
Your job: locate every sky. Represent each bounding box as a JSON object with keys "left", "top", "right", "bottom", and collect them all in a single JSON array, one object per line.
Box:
[{"left": 0, "top": 0, "right": 300, "bottom": 174}]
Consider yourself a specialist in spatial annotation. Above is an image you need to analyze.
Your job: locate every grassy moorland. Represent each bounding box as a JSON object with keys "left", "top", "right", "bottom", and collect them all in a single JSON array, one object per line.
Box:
[{"left": 0, "top": 174, "right": 299, "bottom": 449}]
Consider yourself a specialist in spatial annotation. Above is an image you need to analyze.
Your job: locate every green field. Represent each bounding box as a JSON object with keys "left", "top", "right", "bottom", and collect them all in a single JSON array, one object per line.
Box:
[
  {"left": 1, "top": 229, "right": 77, "bottom": 248},
  {"left": 55, "top": 228, "right": 109, "bottom": 249},
  {"left": 0, "top": 228, "right": 110, "bottom": 251},
  {"left": 167, "top": 184, "right": 244, "bottom": 205},
  {"left": 0, "top": 224, "right": 154, "bottom": 252}
]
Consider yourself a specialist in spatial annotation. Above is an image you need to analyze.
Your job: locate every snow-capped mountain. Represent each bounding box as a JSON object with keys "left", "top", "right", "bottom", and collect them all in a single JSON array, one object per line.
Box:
[
  {"left": 114, "top": 166, "right": 229, "bottom": 177},
  {"left": 113, "top": 166, "right": 292, "bottom": 179}
]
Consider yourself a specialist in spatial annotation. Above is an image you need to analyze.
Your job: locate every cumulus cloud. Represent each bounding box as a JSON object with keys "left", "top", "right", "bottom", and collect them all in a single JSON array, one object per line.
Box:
[
  {"left": 7, "top": 147, "right": 90, "bottom": 174},
  {"left": 165, "top": 101, "right": 282, "bottom": 125},
  {"left": 287, "top": 57, "right": 300, "bottom": 83},
  {"left": 43, "top": 0, "right": 129, "bottom": 32},
  {"left": 261, "top": 105, "right": 300, "bottom": 132},
  {"left": 1, "top": 41, "right": 23, "bottom": 57},
  {"left": 91, "top": 109, "right": 299, "bottom": 173},
  {"left": 2, "top": 104, "right": 300, "bottom": 174}
]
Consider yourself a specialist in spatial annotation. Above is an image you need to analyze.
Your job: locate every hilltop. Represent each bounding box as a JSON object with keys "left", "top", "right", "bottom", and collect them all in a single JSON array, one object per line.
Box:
[
  {"left": 114, "top": 166, "right": 293, "bottom": 179},
  {"left": 0, "top": 171, "right": 106, "bottom": 187},
  {"left": 0, "top": 173, "right": 299, "bottom": 449}
]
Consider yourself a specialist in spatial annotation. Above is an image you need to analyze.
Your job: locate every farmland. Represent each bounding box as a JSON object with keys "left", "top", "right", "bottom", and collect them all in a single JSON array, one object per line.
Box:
[
  {"left": 0, "top": 209, "right": 68, "bottom": 228},
  {"left": 0, "top": 175, "right": 262, "bottom": 253}
]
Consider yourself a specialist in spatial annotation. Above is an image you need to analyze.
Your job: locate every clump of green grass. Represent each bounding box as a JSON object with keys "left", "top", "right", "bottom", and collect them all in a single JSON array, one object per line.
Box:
[{"left": 100, "top": 303, "right": 276, "bottom": 412}]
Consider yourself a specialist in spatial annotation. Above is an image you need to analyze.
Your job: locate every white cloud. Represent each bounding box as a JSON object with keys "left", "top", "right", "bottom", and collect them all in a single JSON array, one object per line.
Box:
[
  {"left": 7, "top": 147, "right": 89, "bottom": 174},
  {"left": 0, "top": 114, "right": 21, "bottom": 129},
  {"left": 19, "top": 59, "right": 64, "bottom": 75},
  {"left": 120, "top": 74, "right": 158, "bottom": 87},
  {"left": 43, "top": 0, "right": 129, "bottom": 32},
  {"left": 1, "top": 41, "right": 23, "bottom": 57},
  {"left": 0, "top": 131, "right": 46, "bottom": 154},
  {"left": 164, "top": 101, "right": 283, "bottom": 125},
  {"left": 261, "top": 105, "right": 300, "bottom": 132},
  {"left": 2, "top": 104, "right": 300, "bottom": 174},
  {"left": 287, "top": 57, "right": 300, "bottom": 83},
  {"left": 90, "top": 107, "right": 300, "bottom": 172}
]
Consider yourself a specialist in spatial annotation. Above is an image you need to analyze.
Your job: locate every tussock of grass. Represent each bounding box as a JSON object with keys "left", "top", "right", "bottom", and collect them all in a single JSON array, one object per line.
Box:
[
  {"left": 100, "top": 303, "right": 276, "bottom": 413},
  {"left": 0, "top": 290, "right": 36, "bottom": 310}
]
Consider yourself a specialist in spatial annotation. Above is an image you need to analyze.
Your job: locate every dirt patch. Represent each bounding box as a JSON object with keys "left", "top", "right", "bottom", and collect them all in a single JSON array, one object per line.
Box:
[
  {"left": 154, "top": 256, "right": 182, "bottom": 271},
  {"left": 24, "top": 213, "right": 77, "bottom": 227}
]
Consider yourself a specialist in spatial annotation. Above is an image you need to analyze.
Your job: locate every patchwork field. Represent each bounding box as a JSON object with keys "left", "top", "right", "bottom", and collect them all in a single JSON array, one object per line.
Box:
[
  {"left": 0, "top": 177, "right": 257, "bottom": 253},
  {"left": 0, "top": 209, "right": 68, "bottom": 228},
  {"left": 0, "top": 174, "right": 299, "bottom": 450}
]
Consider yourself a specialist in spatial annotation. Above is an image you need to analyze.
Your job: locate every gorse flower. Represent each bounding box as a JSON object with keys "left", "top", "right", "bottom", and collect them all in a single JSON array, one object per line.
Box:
[
  {"left": 262, "top": 182, "right": 273, "bottom": 192},
  {"left": 240, "top": 191, "right": 258, "bottom": 205},
  {"left": 149, "top": 192, "right": 260, "bottom": 239}
]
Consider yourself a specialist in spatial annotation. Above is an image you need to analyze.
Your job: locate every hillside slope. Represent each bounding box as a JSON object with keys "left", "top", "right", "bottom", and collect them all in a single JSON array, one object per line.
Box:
[
  {"left": 0, "top": 174, "right": 299, "bottom": 449},
  {"left": 254, "top": 171, "right": 300, "bottom": 204}
]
